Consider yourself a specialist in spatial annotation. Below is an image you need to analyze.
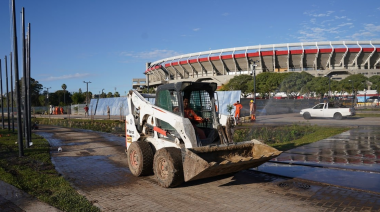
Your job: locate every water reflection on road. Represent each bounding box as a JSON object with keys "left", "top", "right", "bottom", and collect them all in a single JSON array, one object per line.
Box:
[{"left": 256, "top": 126, "right": 380, "bottom": 193}]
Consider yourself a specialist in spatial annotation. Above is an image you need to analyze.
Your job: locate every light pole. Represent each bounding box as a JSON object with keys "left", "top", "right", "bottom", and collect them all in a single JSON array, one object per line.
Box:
[
  {"left": 83, "top": 81, "right": 91, "bottom": 105},
  {"left": 348, "top": 80, "right": 354, "bottom": 105},
  {"left": 324, "top": 75, "right": 331, "bottom": 99},
  {"left": 44, "top": 87, "right": 51, "bottom": 114},
  {"left": 250, "top": 60, "right": 259, "bottom": 102},
  {"left": 377, "top": 84, "right": 380, "bottom": 106},
  {"left": 362, "top": 82, "right": 367, "bottom": 103}
]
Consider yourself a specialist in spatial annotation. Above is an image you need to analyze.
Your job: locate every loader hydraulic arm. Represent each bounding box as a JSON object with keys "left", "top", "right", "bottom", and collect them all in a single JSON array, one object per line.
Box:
[{"left": 127, "top": 90, "right": 198, "bottom": 148}]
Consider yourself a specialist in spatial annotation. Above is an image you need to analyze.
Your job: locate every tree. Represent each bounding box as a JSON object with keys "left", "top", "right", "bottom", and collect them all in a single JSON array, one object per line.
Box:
[
  {"left": 304, "top": 77, "right": 330, "bottom": 99},
  {"left": 279, "top": 72, "right": 313, "bottom": 98},
  {"left": 62, "top": 84, "right": 67, "bottom": 105},
  {"left": 100, "top": 92, "right": 107, "bottom": 98},
  {"left": 106, "top": 92, "right": 113, "bottom": 98},
  {"left": 114, "top": 92, "right": 120, "bottom": 97},
  {"left": 142, "top": 87, "right": 155, "bottom": 94},
  {"left": 71, "top": 92, "right": 85, "bottom": 104},
  {"left": 219, "top": 74, "right": 253, "bottom": 97},
  {"left": 369, "top": 75, "right": 380, "bottom": 90},
  {"left": 19, "top": 77, "right": 43, "bottom": 106},
  {"left": 340, "top": 74, "right": 368, "bottom": 94}
]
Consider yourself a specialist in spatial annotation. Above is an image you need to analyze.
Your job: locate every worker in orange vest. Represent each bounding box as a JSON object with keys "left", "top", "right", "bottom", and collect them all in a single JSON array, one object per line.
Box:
[
  {"left": 249, "top": 100, "right": 256, "bottom": 121},
  {"left": 233, "top": 101, "right": 243, "bottom": 124}
]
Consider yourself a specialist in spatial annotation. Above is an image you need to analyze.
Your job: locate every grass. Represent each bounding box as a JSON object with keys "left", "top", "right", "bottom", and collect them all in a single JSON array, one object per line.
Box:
[
  {"left": 233, "top": 124, "right": 350, "bottom": 151},
  {"left": 0, "top": 129, "right": 100, "bottom": 212},
  {"left": 34, "top": 118, "right": 125, "bottom": 133}
]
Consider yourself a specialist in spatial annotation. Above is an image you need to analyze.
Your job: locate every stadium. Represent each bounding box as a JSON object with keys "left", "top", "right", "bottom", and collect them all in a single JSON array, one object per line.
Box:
[{"left": 133, "top": 41, "right": 380, "bottom": 89}]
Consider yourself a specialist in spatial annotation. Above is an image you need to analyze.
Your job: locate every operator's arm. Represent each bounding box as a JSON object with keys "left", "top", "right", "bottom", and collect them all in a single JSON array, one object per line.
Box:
[{"left": 185, "top": 109, "right": 205, "bottom": 124}]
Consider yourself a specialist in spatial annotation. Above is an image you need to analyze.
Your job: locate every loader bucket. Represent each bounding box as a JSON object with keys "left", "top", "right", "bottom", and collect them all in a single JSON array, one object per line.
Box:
[{"left": 182, "top": 140, "right": 282, "bottom": 182}]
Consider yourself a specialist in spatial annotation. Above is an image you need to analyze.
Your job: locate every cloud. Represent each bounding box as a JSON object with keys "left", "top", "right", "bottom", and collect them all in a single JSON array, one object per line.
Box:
[
  {"left": 121, "top": 49, "right": 182, "bottom": 60},
  {"left": 304, "top": 10, "right": 334, "bottom": 17},
  {"left": 364, "top": 24, "right": 380, "bottom": 31},
  {"left": 338, "top": 23, "right": 353, "bottom": 27},
  {"left": 335, "top": 16, "right": 346, "bottom": 19},
  {"left": 193, "top": 28, "right": 200, "bottom": 32},
  {"left": 41, "top": 73, "right": 91, "bottom": 82},
  {"left": 222, "top": 12, "right": 229, "bottom": 16}
]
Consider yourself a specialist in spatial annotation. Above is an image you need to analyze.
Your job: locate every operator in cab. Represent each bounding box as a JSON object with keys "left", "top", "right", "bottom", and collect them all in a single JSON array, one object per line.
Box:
[{"left": 174, "top": 97, "right": 208, "bottom": 139}]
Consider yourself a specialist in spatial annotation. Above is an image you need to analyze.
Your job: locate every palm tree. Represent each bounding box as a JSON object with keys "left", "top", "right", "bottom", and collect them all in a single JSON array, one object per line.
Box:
[{"left": 62, "top": 84, "right": 67, "bottom": 105}]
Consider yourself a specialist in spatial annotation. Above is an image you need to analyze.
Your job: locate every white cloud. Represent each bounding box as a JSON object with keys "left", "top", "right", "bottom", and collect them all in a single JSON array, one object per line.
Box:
[
  {"left": 41, "top": 73, "right": 91, "bottom": 82},
  {"left": 338, "top": 23, "right": 353, "bottom": 27},
  {"left": 222, "top": 12, "right": 229, "bottom": 16},
  {"left": 121, "top": 49, "right": 182, "bottom": 59},
  {"left": 193, "top": 28, "right": 200, "bottom": 32},
  {"left": 335, "top": 16, "right": 346, "bottom": 19},
  {"left": 304, "top": 10, "right": 334, "bottom": 17},
  {"left": 351, "top": 31, "right": 375, "bottom": 39},
  {"left": 364, "top": 24, "right": 380, "bottom": 31}
]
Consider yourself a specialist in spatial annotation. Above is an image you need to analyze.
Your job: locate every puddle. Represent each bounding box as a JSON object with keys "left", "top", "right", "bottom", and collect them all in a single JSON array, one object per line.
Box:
[
  {"left": 52, "top": 155, "right": 132, "bottom": 188},
  {"left": 260, "top": 126, "right": 380, "bottom": 193},
  {"left": 254, "top": 163, "right": 380, "bottom": 193}
]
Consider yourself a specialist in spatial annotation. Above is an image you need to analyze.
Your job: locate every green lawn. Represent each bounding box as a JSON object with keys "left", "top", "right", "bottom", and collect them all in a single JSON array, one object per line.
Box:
[{"left": 0, "top": 130, "right": 100, "bottom": 212}]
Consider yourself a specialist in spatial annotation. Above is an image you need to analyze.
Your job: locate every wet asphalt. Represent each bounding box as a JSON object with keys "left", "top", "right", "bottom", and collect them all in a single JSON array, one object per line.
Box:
[
  {"left": 1, "top": 113, "right": 380, "bottom": 211},
  {"left": 259, "top": 126, "right": 380, "bottom": 193}
]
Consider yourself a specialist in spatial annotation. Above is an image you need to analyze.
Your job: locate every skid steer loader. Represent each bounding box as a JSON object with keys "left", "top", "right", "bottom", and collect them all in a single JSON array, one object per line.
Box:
[{"left": 126, "top": 81, "right": 281, "bottom": 188}]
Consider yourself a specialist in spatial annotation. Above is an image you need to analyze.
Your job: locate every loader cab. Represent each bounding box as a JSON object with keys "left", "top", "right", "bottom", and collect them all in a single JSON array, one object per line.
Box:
[{"left": 155, "top": 82, "right": 219, "bottom": 146}]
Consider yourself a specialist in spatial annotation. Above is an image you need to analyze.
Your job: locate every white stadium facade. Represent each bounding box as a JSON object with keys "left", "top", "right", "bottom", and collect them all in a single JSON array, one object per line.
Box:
[{"left": 133, "top": 41, "right": 380, "bottom": 89}]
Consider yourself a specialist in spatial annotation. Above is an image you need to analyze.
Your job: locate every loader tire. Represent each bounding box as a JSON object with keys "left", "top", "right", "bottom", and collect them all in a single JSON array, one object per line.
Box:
[
  {"left": 127, "top": 140, "right": 154, "bottom": 176},
  {"left": 153, "top": 147, "right": 184, "bottom": 188}
]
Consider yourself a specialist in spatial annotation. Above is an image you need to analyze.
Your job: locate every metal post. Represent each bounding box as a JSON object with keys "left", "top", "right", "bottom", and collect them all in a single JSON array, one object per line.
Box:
[
  {"left": 349, "top": 80, "right": 354, "bottom": 106},
  {"left": 376, "top": 84, "right": 380, "bottom": 105},
  {"left": 27, "top": 23, "right": 32, "bottom": 145},
  {"left": 328, "top": 77, "right": 331, "bottom": 99},
  {"left": 5, "top": 56, "right": 10, "bottom": 131},
  {"left": 10, "top": 52, "right": 14, "bottom": 132},
  {"left": 83, "top": 81, "right": 91, "bottom": 105},
  {"left": 44, "top": 87, "right": 51, "bottom": 117},
  {"left": 250, "top": 60, "right": 259, "bottom": 102},
  {"left": 22, "top": 7, "right": 30, "bottom": 148},
  {"left": 0, "top": 59, "right": 3, "bottom": 129},
  {"left": 12, "top": 0, "right": 24, "bottom": 156}
]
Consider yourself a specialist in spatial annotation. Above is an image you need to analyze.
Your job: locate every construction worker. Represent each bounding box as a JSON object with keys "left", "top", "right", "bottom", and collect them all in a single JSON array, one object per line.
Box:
[
  {"left": 249, "top": 100, "right": 256, "bottom": 121},
  {"left": 233, "top": 101, "right": 243, "bottom": 124},
  {"left": 84, "top": 105, "right": 89, "bottom": 117},
  {"left": 182, "top": 97, "right": 208, "bottom": 139}
]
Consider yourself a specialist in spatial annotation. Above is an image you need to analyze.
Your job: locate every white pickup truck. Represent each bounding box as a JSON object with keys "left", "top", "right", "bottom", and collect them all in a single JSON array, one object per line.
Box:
[{"left": 300, "top": 103, "right": 355, "bottom": 120}]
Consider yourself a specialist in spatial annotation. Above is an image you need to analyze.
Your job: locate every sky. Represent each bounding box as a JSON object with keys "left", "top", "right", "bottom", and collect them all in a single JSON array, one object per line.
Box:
[{"left": 0, "top": 0, "right": 380, "bottom": 95}]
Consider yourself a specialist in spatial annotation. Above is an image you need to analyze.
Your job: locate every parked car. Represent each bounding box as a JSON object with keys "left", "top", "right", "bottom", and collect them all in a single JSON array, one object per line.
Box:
[{"left": 300, "top": 103, "right": 355, "bottom": 120}]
